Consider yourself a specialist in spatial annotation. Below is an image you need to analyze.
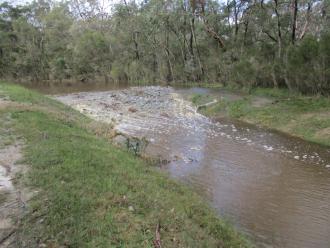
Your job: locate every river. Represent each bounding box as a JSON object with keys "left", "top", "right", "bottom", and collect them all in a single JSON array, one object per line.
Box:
[{"left": 51, "top": 85, "right": 330, "bottom": 248}]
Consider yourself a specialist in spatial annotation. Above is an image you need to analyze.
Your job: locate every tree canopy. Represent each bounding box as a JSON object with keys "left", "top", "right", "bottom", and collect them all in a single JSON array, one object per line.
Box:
[{"left": 0, "top": 0, "right": 329, "bottom": 94}]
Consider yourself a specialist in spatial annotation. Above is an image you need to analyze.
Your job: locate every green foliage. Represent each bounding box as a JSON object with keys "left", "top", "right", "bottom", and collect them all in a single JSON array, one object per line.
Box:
[
  {"left": 190, "top": 93, "right": 213, "bottom": 105},
  {"left": 227, "top": 99, "right": 250, "bottom": 118},
  {"left": 232, "top": 59, "right": 257, "bottom": 87},
  {"left": 126, "top": 137, "right": 149, "bottom": 156},
  {"left": 0, "top": 0, "right": 329, "bottom": 94},
  {"left": 252, "top": 87, "right": 293, "bottom": 98},
  {"left": 288, "top": 36, "right": 318, "bottom": 67},
  {"left": 285, "top": 34, "right": 330, "bottom": 94}
]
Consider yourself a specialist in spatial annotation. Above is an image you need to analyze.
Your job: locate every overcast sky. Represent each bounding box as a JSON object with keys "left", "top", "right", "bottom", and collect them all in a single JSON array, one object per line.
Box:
[
  {"left": 1, "top": 0, "right": 124, "bottom": 7},
  {"left": 1, "top": 0, "right": 31, "bottom": 5}
]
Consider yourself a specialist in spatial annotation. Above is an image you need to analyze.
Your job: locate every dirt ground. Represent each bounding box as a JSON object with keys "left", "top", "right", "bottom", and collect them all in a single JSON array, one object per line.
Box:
[
  {"left": 0, "top": 143, "right": 29, "bottom": 247},
  {"left": 0, "top": 97, "right": 32, "bottom": 247}
]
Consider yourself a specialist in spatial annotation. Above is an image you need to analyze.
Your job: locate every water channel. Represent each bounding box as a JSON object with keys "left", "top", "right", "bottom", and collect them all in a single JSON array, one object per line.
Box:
[{"left": 48, "top": 85, "right": 330, "bottom": 248}]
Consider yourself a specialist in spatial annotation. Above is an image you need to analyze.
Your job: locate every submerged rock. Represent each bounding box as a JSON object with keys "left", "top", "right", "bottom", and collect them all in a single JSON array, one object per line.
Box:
[
  {"left": 113, "top": 134, "right": 127, "bottom": 147},
  {"left": 128, "top": 107, "right": 138, "bottom": 113},
  {"left": 128, "top": 206, "right": 134, "bottom": 212}
]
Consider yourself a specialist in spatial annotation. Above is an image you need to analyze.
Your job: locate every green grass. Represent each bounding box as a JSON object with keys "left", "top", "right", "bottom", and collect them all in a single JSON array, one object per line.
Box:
[
  {"left": 176, "top": 82, "right": 224, "bottom": 89},
  {"left": 0, "top": 82, "right": 250, "bottom": 247},
  {"left": 190, "top": 93, "right": 214, "bottom": 106},
  {"left": 251, "top": 87, "right": 293, "bottom": 98},
  {"left": 192, "top": 88, "right": 330, "bottom": 147}
]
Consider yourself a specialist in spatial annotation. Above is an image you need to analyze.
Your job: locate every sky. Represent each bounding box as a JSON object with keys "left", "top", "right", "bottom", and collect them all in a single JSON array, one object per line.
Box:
[
  {"left": 4, "top": 0, "right": 122, "bottom": 5},
  {"left": 1, "top": 0, "right": 126, "bottom": 15},
  {"left": 2, "top": 0, "right": 31, "bottom": 5}
]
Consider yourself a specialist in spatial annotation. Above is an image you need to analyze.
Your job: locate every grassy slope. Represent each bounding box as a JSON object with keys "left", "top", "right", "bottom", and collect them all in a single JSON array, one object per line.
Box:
[
  {"left": 0, "top": 82, "right": 250, "bottom": 248},
  {"left": 192, "top": 87, "right": 330, "bottom": 147}
]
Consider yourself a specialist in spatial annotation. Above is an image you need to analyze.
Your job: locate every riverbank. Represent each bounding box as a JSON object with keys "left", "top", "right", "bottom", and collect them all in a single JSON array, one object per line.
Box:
[
  {"left": 0, "top": 82, "right": 250, "bottom": 247},
  {"left": 190, "top": 86, "right": 330, "bottom": 147}
]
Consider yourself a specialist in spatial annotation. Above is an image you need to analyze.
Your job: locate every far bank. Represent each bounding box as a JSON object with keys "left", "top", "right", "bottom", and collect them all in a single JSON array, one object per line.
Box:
[{"left": 187, "top": 86, "right": 330, "bottom": 147}]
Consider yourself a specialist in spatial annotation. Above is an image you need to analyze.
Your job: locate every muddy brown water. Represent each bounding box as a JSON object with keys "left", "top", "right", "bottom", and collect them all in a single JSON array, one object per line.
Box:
[
  {"left": 42, "top": 85, "right": 330, "bottom": 248},
  {"left": 26, "top": 81, "right": 130, "bottom": 95}
]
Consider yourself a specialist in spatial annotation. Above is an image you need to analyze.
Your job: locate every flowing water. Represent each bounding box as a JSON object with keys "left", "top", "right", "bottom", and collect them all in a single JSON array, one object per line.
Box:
[{"left": 54, "top": 86, "right": 330, "bottom": 248}]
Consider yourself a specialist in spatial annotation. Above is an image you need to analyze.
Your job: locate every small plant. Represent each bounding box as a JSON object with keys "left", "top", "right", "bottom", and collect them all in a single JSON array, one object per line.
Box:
[
  {"left": 191, "top": 93, "right": 213, "bottom": 106},
  {"left": 228, "top": 100, "right": 249, "bottom": 118},
  {"left": 126, "top": 136, "right": 149, "bottom": 156}
]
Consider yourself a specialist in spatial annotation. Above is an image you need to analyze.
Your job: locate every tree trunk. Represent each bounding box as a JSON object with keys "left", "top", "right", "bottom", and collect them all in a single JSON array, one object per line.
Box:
[
  {"left": 234, "top": 0, "right": 239, "bottom": 38},
  {"left": 189, "top": 17, "right": 195, "bottom": 57},
  {"left": 133, "top": 31, "right": 140, "bottom": 60},
  {"left": 243, "top": 19, "right": 249, "bottom": 46},
  {"left": 152, "top": 52, "right": 157, "bottom": 82},
  {"left": 299, "top": 2, "right": 311, "bottom": 40},
  {"left": 165, "top": 25, "right": 173, "bottom": 83},
  {"left": 191, "top": 17, "right": 204, "bottom": 79},
  {"left": 271, "top": 65, "right": 278, "bottom": 88},
  {"left": 291, "top": 0, "right": 298, "bottom": 44},
  {"left": 274, "top": 0, "right": 282, "bottom": 58}
]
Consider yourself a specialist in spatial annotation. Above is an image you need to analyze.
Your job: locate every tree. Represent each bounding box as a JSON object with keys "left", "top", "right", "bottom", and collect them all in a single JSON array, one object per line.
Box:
[{"left": 0, "top": 0, "right": 329, "bottom": 95}]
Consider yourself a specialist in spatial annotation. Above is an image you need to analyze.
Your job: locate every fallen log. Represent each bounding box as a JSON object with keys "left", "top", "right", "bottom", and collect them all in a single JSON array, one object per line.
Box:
[{"left": 197, "top": 99, "right": 218, "bottom": 111}]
